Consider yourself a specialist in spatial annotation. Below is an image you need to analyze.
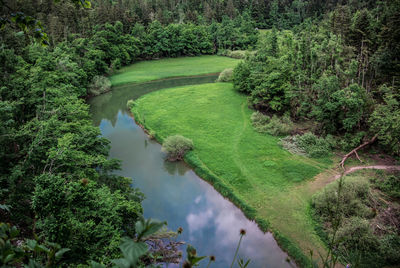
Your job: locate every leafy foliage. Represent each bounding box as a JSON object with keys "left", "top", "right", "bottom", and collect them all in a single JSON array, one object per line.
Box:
[
  {"left": 232, "top": 3, "right": 400, "bottom": 155},
  {"left": 280, "top": 133, "right": 334, "bottom": 158},
  {"left": 89, "top": 75, "right": 111, "bottom": 96},
  {"left": 312, "top": 175, "right": 400, "bottom": 267},
  {"left": 0, "top": 222, "right": 70, "bottom": 267},
  {"left": 216, "top": 68, "right": 233, "bottom": 82},
  {"left": 162, "top": 135, "right": 194, "bottom": 161},
  {"left": 251, "top": 112, "right": 293, "bottom": 136},
  {"left": 369, "top": 86, "right": 400, "bottom": 155}
]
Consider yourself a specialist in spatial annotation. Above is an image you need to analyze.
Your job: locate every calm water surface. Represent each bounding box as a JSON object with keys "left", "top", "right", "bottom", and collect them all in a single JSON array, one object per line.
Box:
[{"left": 89, "top": 75, "right": 295, "bottom": 268}]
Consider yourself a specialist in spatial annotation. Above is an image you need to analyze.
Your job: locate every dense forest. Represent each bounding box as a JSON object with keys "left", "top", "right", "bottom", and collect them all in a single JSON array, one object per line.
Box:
[
  {"left": 1, "top": 0, "right": 399, "bottom": 267},
  {"left": 234, "top": 1, "right": 400, "bottom": 155}
]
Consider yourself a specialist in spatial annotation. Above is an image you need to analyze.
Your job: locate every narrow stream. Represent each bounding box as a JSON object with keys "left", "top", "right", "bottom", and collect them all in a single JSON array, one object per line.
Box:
[{"left": 89, "top": 75, "right": 294, "bottom": 268}]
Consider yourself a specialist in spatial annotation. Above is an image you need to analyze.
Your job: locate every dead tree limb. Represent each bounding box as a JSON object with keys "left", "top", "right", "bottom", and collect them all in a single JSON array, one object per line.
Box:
[{"left": 340, "top": 134, "right": 378, "bottom": 170}]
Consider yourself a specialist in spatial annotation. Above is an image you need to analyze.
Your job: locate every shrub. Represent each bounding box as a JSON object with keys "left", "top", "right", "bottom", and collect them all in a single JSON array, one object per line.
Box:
[
  {"left": 217, "top": 49, "right": 249, "bottom": 59},
  {"left": 111, "top": 58, "right": 121, "bottom": 71},
  {"left": 337, "top": 131, "right": 366, "bottom": 152},
  {"left": 251, "top": 112, "right": 293, "bottom": 136},
  {"left": 266, "top": 115, "right": 293, "bottom": 136},
  {"left": 228, "top": 50, "right": 247, "bottom": 59},
  {"left": 312, "top": 177, "right": 372, "bottom": 220},
  {"left": 337, "top": 217, "right": 380, "bottom": 254},
  {"left": 251, "top": 111, "right": 270, "bottom": 127},
  {"left": 162, "top": 135, "right": 194, "bottom": 161},
  {"left": 88, "top": 75, "right": 111, "bottom": 96},
  {"left": 312, "top": 175, "right": 400, "bottom": 267},
  {"left": 126, "top": 100, "right": 135, "bottom": 109},
  {"left": 216, "top": 68, "right": 233, "bottom": 82},
  {"left": 296, "top": 132, "right": 332, "bottom": 158},
  {"left": 371, "top": 172, "right": 400, "bottom": 199},
  {"left": 280, "top": 132, "right": 334, "bottom": 158},
  {"left": 279, "top": 136, "right": 307, "bottom": 156}
]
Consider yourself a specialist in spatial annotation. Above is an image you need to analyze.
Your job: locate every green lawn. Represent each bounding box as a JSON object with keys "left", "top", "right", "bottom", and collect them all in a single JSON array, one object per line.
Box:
[
  {"left": 110, "top": 56, "right": 240, "bottom": 86},
  {"left": 132, "top": 82, "right": 334, "bottom": 265}
]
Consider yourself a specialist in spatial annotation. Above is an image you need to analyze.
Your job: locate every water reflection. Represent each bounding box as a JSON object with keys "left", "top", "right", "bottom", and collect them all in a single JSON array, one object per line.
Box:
[
  {"left": 88, "top": 74, "right": 218, "bottom": 126},
  {"left": 163, "top": 160, "right": 190, "bottom": 176},
  {"left": 90, "top": 76, "right": 296, "bottom": 268}
]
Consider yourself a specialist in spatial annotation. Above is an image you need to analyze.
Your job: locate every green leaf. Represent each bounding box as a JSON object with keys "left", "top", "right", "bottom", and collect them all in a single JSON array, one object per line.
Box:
[
  {"left": 26, "top": 239, "right": 37, "bottom": 250},
  {"left": 135, "top": 218, "right": 166, "bottom": 241},
  {"left": 111, "top": 259, "right": 130, "bottom": 268},
  {"left": 4, "top": 253, "right": 15, "bottom": 264},
  {"left": 36, "top": 244, "right": 50, "bottom": 253},
  {"left": 55, "top": 248, "right": 70, "bottom": 260},
  {"left": 23, "top": 259, "right": 43, "bottom": 268},
  {"left": 117, "top": 238, "right": 148, "bottom": 266},
  {"left": 0, "top": 204, "right": 11, "bottom": 212},
  {"left": 190, "top": 255, "right": 207, "bottom": 265},
  {"left": 90, "top": 261, "right": 107, "bottom": 268}
]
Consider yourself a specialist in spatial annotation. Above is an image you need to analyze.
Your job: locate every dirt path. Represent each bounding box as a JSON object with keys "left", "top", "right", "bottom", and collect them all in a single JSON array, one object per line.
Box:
[{"left": 333, "top": 165, "right": 400, "bottom": 180}]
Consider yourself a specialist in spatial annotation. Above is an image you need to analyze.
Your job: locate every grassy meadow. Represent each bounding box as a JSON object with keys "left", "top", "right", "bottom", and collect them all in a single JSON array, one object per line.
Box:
[
  {"left": 110, "top": 56, "right": 240, "bottom": 86},
  {"left": 131, "top": 82, "right": 335, "bottom": 265}
]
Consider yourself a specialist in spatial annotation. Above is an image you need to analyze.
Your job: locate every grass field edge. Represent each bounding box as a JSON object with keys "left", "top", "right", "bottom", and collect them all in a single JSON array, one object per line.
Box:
[{"left": 131, "top": 103, "right": 312, "bottom": 268}]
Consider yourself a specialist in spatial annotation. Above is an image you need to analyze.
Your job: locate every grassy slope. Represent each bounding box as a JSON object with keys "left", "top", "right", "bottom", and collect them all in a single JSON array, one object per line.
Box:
[
  {"left": 110, "top": 56, "right": 240, "bottom": 86},
  {"left": 132, "top": 82, "right": 334, "bottom": 265}
]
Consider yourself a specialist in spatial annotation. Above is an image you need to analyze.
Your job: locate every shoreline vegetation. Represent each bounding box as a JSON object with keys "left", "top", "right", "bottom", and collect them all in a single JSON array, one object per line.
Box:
[
  {"left": 129, "top": 82, "right": 334, "bottom": 267},
  {"left": 3, "top": 1, "right": 399, "bottom": 266}
]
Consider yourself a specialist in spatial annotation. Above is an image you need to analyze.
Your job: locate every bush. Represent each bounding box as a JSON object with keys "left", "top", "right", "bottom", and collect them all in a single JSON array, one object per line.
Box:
[
  {"left": 216, "top": 68, "right": 233, "bottom": 82},
  {"left": 266, "top": 115, "right": 293, "bottom": 136},
  {"left": 280, "top": 132, "right": 334, "bottom": 158},
  {"left": 251, "top": 111, "right": 270, "bottom": 127},
  {"left": 312, "top": 175, "right": 400, "bottom": 267},
  {"left": 371, "top": 172, "right": 400, "bottom": 199},
  {"left": 228, "top": 50, "right": 247, "bottom": 59},
  {"left": 337, "top": 131, "right": 366, "bottom": 152},
  {"left": 337, "top": 217, "right": 380, "bottom": 254},
  {"left": 217, "top": 49, "right": 249, "bottom": 59},
  {"left": 279, "top": 136, "right": 307, "bottom": 156},
  {"left": 312, "top": 177, "right": 372, "bottom": 220},
  {"left": 251, "top": 112, "right": 293, "bottom": 136},
  {"left": 296, "top": 132, "right": 333, "bottom": 158},
  {"left": 126, "top": 100, "right": 135, "bottom": 109},
  {"left": 88, "top": 75, "right": 111, "bottom": 96},
  {"left": 162, "top": 135, "right": 194, "bottom": 161}
]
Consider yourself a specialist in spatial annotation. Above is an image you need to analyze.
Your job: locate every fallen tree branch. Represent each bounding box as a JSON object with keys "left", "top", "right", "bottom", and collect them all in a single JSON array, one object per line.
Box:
[{"left": 340, "top": 134, "right": 378, "bottom": 170}]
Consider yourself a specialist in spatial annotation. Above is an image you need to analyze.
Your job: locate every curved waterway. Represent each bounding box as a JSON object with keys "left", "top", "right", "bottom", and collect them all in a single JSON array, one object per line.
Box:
[{"left": 89, "top": 75, "right": 295, "bottom": 268}]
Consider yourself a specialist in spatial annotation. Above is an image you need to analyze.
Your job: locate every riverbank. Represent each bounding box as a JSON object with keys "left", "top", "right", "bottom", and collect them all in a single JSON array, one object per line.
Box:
[
  {"left": 131, "top": 82, "right": 335, "bottom": 266},
  {"left": 110, "top": 55, "right": 240, "bottom": 86}
]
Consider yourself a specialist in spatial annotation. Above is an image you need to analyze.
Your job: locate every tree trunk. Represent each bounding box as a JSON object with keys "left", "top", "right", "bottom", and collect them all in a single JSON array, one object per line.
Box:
[{"left": 340, "top": 134, "right": 378, "bottom": 170}]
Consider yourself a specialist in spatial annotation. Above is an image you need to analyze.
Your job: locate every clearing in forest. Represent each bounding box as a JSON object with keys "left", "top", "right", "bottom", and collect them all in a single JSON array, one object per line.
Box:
[
  {"left": 110, "top": 55, "right": 240, "bottom": 86},
  {"left": 131, "top": 82, "right": 335, "bottom": 263}
]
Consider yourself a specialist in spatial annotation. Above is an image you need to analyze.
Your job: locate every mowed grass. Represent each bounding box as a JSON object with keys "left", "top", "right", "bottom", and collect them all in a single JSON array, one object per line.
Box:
[
  {"left": 110, "top": 56, "right": 240, "bottom": 86},
  {"left": 132, "top": 82, "right": 334, "bottom": 263}
]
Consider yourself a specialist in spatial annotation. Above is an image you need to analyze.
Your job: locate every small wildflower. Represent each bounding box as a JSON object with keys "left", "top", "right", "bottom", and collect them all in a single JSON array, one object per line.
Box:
[
  {"left": 210, "top": 255, "right": 216, "bottom": 262},
  {"left": 177, "top": 227, "right": 183, "bottom": 234},
  {"left": 240, "top": 229, "right": 246, "bottom": 236}
]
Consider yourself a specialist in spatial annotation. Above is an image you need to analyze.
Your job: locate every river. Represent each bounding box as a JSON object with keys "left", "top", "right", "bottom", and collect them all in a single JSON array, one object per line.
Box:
[{"left": 89, "top": 75, "right": 294, "bottom": 268}]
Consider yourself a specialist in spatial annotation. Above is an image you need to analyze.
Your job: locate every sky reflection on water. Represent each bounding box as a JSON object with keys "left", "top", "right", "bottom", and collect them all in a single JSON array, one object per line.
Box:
[
  {"left": 97, "top": 110, "right": 293, "bottom": 268},
  {"left": 90, "top": 76, "right": 295, "bottom": 267}
]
